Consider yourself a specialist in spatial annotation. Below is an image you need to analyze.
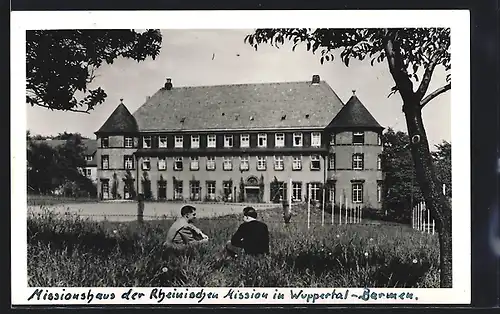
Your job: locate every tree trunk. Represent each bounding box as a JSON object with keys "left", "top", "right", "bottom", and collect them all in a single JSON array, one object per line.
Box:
[{"left": 403, "top": 97, "right": 453, "bottom": 288}]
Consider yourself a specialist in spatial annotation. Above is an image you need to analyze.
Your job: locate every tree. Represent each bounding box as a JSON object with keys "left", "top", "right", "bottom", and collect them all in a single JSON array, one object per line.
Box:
[
  {"left": 123, "top": 170, "right": 137, "bottom": 200},
  {"left": 432, "top": 141, "right": 452, "bottom": 198},
  {"left": 26, "top": 29, "right": 162, "bottom": 113},
  {"left": 245, "top": 28, "right": 452, "bottom": 287},
  {"left": 381, "top": 128, "right": 423, "bottom": 222}
]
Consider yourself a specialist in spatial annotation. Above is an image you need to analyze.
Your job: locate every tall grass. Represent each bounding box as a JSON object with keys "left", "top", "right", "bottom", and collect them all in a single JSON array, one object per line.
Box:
[{"left": 27, "top": 205, "right": 440, "bottom": 288}]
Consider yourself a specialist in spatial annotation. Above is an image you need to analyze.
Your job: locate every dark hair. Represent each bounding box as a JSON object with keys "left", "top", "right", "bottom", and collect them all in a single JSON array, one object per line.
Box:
[
  {"left": 181, "top": 205, "right": 196, "bottom": 217},
  {"left": 243, "top": 206, "right": 257, "bottom": 219}
]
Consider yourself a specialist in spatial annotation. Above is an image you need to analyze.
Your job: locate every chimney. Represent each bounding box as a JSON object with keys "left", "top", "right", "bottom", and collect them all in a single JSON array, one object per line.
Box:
[
  {"left": 312, "top": 75, "right": 320, "bottom": 85},
  {"left": 164, "top": 78, "right": 173, "bottom": 90}
]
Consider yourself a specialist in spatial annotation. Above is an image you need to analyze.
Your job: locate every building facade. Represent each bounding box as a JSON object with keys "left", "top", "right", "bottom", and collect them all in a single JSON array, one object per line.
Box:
[{"left": 95, "top": 75, "right": 384, "bottom": 208}]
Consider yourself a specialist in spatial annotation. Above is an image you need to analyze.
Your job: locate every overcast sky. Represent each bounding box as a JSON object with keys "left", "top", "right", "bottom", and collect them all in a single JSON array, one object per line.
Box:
[{"left": 26, "top": 29, "right": 451, "bottom": 148}]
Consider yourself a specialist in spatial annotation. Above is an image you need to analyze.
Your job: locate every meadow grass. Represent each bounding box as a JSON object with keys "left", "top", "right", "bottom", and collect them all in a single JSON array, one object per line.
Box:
[{"left": 27, "top": 204, "right": 440, "bottom": 288}]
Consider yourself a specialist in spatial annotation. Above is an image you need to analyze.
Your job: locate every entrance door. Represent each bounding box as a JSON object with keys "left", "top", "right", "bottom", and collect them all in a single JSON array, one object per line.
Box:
[{"left": 245, "top": 188, "right": 259, "bottom": 203}]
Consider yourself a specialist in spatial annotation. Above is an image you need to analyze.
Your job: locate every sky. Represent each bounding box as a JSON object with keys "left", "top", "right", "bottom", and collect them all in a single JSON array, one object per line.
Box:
[{"left": 26, "top": 29, "right": 451, "bottom": 149}]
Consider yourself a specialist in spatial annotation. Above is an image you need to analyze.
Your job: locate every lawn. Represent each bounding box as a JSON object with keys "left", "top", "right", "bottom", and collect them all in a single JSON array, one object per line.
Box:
[{"left": 27, "top": 204, "right": 440, "bottom": 288}]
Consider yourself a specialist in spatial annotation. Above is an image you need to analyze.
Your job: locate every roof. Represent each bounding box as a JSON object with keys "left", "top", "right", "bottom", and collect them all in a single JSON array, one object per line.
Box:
[
  {"left": 96, "top": 103, "right": 138, "bottom": 134},
  {"left": 31, "top": 139, "right": 97, "bottom": 166},
  {"left": 326, "top": 94, "right": 384, "bottom": 130},
  {"left": 132, "top": 81, "right": 345, "bottom": 132}
]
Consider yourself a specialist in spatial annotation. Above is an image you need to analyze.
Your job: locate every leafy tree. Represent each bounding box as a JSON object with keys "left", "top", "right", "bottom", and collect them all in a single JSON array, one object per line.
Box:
[
  {"left": 142, "top": 172, "right": 152, "bottom": 200},
  {"left": 245, "top": 28, "right": 452, "bottom": 287},
  {"left": 53, "top": 132, "right": 89, "bottom": 140},
  {"left": 239, "top": 177, "right": 245, "bottom": 202},
  {"left": 27, "top": 142, "right": 60, "bottom": 194},
  {"left": 26, "top": 29, "right": 162, "bottom": 113},
  {"left": 111, "top": 172, "right": 119, "bottom": 199},
  {"left": 381, "top": 128, "right": 423, "bottom": 222},
  {"left": 123, "top": 170, "right": 137, "bottom": 200},
  {"left": 432, "top": 141, "right": 452, "bottom": 198}
]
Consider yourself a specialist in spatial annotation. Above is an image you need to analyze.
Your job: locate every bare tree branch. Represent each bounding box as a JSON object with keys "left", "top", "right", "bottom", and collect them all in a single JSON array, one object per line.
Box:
[
  {"left": 32, "top": 102, "right": 91, "bottom": 114},
  {"left": 415, "top": 50, "right": 444, "bottom": 101},
  {"left": 420, "top": 83, "right": 451, "bottom": 108}
]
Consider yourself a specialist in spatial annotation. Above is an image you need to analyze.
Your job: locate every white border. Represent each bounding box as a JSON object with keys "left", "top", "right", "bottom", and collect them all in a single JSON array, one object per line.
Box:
[{"left": 11, "top": 10, "right": 470, "bottom": 305}]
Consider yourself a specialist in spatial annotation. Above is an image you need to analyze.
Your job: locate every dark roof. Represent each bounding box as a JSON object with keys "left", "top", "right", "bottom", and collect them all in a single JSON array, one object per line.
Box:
[
  {"left": 326, "top": 94, "right": 384, "bottom": 129},
  {"left": 31, "top": 139, "right": 97, "bottom": 166},
  {"left": 96, "top": 103, "right": 138, "bottom": 134},
  {"left": 132, "top": 81, "right": 345, "bottom": 132}
]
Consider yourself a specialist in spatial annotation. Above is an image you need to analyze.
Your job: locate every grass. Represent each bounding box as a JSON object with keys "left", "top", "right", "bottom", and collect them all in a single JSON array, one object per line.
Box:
[{"left": 27, "top": 204, "right": 440, "bottom": 288}]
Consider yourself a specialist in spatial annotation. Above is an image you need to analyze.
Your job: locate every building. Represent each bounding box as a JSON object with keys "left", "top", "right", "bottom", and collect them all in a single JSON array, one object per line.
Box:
[
  {"left": 94, "top": 75, "right": 384, "bottom": 208},
  {"left": 31, "top": 138, "right": 98, "bottom": 183}
]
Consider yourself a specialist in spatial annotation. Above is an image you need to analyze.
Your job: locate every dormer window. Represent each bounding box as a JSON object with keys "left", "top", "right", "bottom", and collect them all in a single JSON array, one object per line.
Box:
[
  {"left": 101, "top": 137, "right": 109, "bottom": 148},
  {"left": 311, "top": 132, "right": 321, "bottom": 147},
  {"left": 191, "top": 135, "right": 200, "bottom": 148},
  {"left": 258, "top": 134, "right": 267, "bottom": 148},
  {"left": 240, "top": 134, "right": 250, "bottom": 148},
  {"left": 175, "top": 135, "right": 183, "bottom": 148},
  {"left": 293, "top": 132, "right": 303, "bottom": 147},
  {"left": 143, "top": 136, "right": 152, "bottom": 149},
  {"left": 158, "top": 136, "right": 167, "bottom": 148},
  {"left": 224, "top": 135, "right": 233, "bottom": 148},
  {"left": 124, "top": 136, "right": 133, "bottom": 148},
  {"left": 275, "top": 133, "right": 285, "bottom": 147},
  {"left": 353, "top": 132, "right": 365, "bottom": 145},
  {"left": 207, "top": 134, "right": 216, "bottom": 148}
]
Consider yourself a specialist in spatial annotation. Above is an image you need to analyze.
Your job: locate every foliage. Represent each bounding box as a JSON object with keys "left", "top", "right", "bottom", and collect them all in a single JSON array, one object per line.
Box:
[
  {"left": 258, "top": 175, "right": 265, "bottom": 203},
  {"left": 431, "top": 141, "right": 451, "bottom": 197},
  {"left": 381, "top": 128, "right": 424, "bottom": 222},
  {"left": 111, "top": 173, "right": 119, "bottom": 200},
  {"left": 28, "top": 206, "right": 439, "bottom": 288},
  {"left": 123, "top": 170, "right": 136, "bottom": 200},
  {"left": 239, "top": 178, "right": 245, "bottom": 203},
  {"left": 270, "top": 177, "right": 281, "bottom": 203},
  {"left": 142, "top": 172, "right": 152, "bottom": 200},
  {"left": 26, "top": 30, "right": 162, "bottom": 113},
  {"left": 27, "top": 133, "right": 96, "bottom": 196}
]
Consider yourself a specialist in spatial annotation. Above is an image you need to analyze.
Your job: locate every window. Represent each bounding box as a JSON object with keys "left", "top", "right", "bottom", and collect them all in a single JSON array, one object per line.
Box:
[
  {"left": 142, "top": 157, "right": 151, "bottom": 170},
  {"left": 174, "top": 181, "right": 183, "bottom": 200},
  {"left": 175, "top": 135, "right": 183, "bottom": 148},
  {"left": 207, "top": 134, "right": 216, "bottom": 148},
  {"left": 85, "top": 168, "right": 92, "bottom": 177},
  {"left": 310, "top": 155, "right": 321, "bottom": 170},
  {"left": 240, "top": 134, "right": 250, "bottom": 148},
  {"left": 257, "top": 156, "right": 266, "bottom": 170},
  {"left": 353, "top": 132, "right": 365, "bottom": 145},
  {"left": 158, "top": 136, "right": 167, "bottom": 148},
  {"left": 190, "top": 181, "right": 201, "bottom": 201},
  {"left": 190, "top": 156, "right": 199, "bottom": 170},
  {"left": 101, "top": 137, "right": 109, "bottom": 148},
  {"left": 352, "top": 183, "right": 363, "bottom": 203},
  {"left": 293, "top": 132, "right": 303, "bottom": 147},
  {"left": 270, "top": 181, "right": 287, "bottom": 202},
  {"left": 158, "top": 157, "right": 166, "bottom": 170},
  {"left": 143, "top": 136, "right": 152, "bottom": 149},
  {"left": 240, "top": 156, "right": 249, "bottom": 171},
  {"left": 174, "top": 157, "right": 183, "bottom": 170},
  {"left": 223, "top": 181, "right": 233, "bottom": 201},
  {"left": 85, "top": 155, "right": 93, "bottom": 161},
  {"left": 329, "top": 154, "right": 335, "bottom": 170},
  {"left": 224, "top": 135, "right": 233, "bottom": 148},
  {"left": 101, "top": 155, "right": 109, "bottom": 169},
  {"left": 206, "top": 156, "right": 216, "bottom": 170},
  {"left": 191, "top": 135, "right": 200, "bottom": 148},
  {"left": 377, "top": 155, "right": 382, "bottom": 170},
  {"left": 101, "top": 180, "right": 109, "bottom": 199},
  {"left": 330, "top": 134, "right": 336, "bottom": 146},
  {"left": 352, "top": 153, "right": 364, "bottom": 170},
  {"left": 309, "top": 182, "right": 321, "bottom": 202},
  {"left": 377, "top": 133, "right": 382, "bottom": 145},
  {"left": 158, "top": 181, "right": 167, "bottom": 200},
  {"left": 292, "top": 182, "right": 302, "bottom": 202},
  {"left": 206, "top": 181, "right": 216, "bottom": 201},
  {"left": 275, "top": 133, "right": 285, "bottom": 147},
  {"left": 311, "top": 132, "right": 321, "bottom": 147},
  {"left": 292, "top": 156, "right": 302, "bottom": 170},
  {"left": 124, "top": 155, "right": 134, "bottom": 170},
  {"left": 274, "top": 155, "right": 284, "bottom": 170},
  {"left": 258, "top": 134, "right": 267, "bottom": 147},
  {"left": 223, "top": 156, "right": 233, "bottom": 170},
  {"left": 377, "top": 181, "right": 383, "bottom": 202},
  {"left": 124, "top": 136, "right": 133, "bottom": 148},
  {"left": 327, "top": 184, "right": 335, "bottom": 204}
]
